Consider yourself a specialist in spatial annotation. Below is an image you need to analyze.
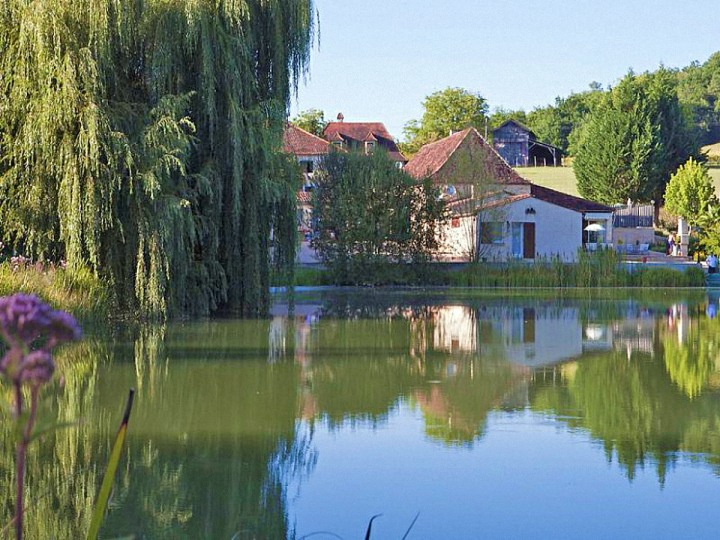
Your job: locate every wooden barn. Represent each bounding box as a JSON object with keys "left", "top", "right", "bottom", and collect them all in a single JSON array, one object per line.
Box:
[{"left": 492, "top": 120, "right": 562, "bottom": 167}]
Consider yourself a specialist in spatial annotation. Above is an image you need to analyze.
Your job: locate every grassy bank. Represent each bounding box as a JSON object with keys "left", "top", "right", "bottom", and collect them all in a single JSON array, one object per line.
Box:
[
  {"left": 513, "top": 165, "right": 720, "bottom": 198},
  {"left": 0, "top": 263, "right": 111, "bottom": 322}
]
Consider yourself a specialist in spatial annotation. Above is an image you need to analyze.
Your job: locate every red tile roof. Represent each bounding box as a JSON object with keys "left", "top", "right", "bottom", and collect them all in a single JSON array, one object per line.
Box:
[
  {"left": 283, "top": 124, "right": 330, "bottom": 156},
  {"left": 324, "top": 121, "right": 395, "bottom": 143},
  {"left": 479, "top": 184, "right": 612, "bottom": 214},
  {"left": 404, "top": 128, "right": 529, "bottom": 185},
  {"left": 322, "top": 121, "right": 406, "bottom": 162},
  {"left": 529, "top": 184, "right": 613, "bottom": 213},
  {"left": 296, "top": 191, "right": 312, "bottom": 203}
]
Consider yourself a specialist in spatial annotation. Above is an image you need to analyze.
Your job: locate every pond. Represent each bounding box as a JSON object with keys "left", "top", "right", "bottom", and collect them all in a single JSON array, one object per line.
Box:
[{"left": 3, "top": 289, "right": 720, "bottom": 539}]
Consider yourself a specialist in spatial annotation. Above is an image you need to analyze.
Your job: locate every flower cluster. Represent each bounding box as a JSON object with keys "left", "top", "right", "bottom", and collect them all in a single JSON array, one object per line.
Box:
[
  {"left": 10, "top": 255, "right": 31, "bottom": 272},
  {"left": 0, "top": 294, "right": 81, "bottom": 387}
]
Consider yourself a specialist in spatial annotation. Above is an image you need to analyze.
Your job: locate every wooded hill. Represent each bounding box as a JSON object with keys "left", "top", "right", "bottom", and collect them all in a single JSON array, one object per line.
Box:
[{"left": 490, "top": 52, "right": 720, "bottom": 156}]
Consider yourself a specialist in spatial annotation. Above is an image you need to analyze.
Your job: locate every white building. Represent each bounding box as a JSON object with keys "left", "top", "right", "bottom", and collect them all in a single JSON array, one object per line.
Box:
[{"left": 404, "top": 128, "right": 613, "bottom": 262}]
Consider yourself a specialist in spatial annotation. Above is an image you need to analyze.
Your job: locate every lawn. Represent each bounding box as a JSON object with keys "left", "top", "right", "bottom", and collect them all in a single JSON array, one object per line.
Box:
[
  {"left": 513, "top": 166, "right": 580, "bottom": 196},
  {"left": 515, "top": 165, "right": 720, "bottom": 198}
]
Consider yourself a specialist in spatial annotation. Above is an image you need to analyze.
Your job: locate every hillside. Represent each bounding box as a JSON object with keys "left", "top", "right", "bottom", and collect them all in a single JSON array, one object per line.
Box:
[{"left": 515, "top": 166, "right": 720, "bottom": 199}]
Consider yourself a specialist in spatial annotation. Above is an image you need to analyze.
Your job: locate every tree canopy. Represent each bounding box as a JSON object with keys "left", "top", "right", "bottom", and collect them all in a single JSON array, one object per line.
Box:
[
  {"left": 401, "top": 88, "right": 488, "bottom": 156},
  {"left": 311, "top": 151, "right": 446, "bottom": 283},
  {"left": 664, "top": 158, "right": 717, "bottom": 225},
  {"left": 573, "top": 71, "right": 697, "bottom": 205},
  {"left": 291, "top": 108, "right": 327, "bottom": 137},
  {"left": 0, "top": 0, "right": 315, "bottom": 318}
]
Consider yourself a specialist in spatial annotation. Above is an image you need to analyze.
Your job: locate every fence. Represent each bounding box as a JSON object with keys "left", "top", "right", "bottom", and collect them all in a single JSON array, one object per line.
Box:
[{"left": 612, "top": 204, "right": 653, "bottom": 228}]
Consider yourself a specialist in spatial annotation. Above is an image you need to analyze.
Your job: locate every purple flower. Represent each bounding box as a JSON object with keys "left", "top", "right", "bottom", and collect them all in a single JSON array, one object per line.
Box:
[
  {"left": 0, "top": 294, "right": 53, "bottom": 347},
  {"left": 19, "top": 350, "right": 55, "bottom": 385},
  {"left": 0, "top": 294, "right": 81, "bottom": 348},
  {"left": 0, "top": 294, "right": 81, "bottom": 386}
]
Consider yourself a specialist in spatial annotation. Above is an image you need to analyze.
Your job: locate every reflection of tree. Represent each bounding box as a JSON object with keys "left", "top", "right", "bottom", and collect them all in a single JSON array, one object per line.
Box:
[
  {"left": 413, "top": 354, "right": 526, "bottom": 445},
  {"left": 531, "top": 347, "right": 720, "bottom": 483},
  {"left": 94, "top": 322, "right": 312, "bottom": 538},
  {"left": 0, "top": 339, "right": 108, "bottom": 539},
  {"left": 663, "top": 316, "right": 720, "bottom": 398},
  {"left": 0, "top": 320, "right": 317, "bottom": 539}
]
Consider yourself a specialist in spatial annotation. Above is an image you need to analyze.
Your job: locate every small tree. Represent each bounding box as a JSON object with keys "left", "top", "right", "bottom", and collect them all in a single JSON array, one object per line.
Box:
[
  {"left": 664, "top": 157, "right": 717, "bottom": 226},
  {"left": 311, "top": 151, "right": 446, "bottom": 283},
  {"left": 291, "top": 109, "right": 327, "bottom": 137},
  {"left": 401, "top": 88, "right": 488, "bottom": 156}
]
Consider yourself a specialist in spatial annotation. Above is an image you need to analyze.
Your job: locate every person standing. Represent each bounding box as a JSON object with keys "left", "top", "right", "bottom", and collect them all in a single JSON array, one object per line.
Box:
[
  {"left": 707, "top": 253, "right": 719, "bottom": 274},
  {"left": 667, "top": 233, "right": 676, "bottom": 256}
]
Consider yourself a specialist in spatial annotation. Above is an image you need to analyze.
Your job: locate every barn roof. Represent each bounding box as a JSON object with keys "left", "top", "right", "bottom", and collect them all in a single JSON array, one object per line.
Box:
[
  {"left": 283, "top": 124, "right": 330, "bottom": 156},
  {"left": 493, "top": 119, "right": 537, "bottom": 138},
  {"left": 404, "top": 128, "right": 530, "bottom": 185}
]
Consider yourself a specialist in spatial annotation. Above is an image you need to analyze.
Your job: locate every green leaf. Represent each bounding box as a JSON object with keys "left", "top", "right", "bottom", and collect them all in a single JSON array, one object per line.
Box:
[{"left": 87, "top": 389, "right": 135, "bottom": 540}]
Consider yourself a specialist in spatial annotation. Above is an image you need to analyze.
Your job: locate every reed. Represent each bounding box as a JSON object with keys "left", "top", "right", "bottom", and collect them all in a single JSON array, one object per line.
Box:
[{"left": 447, "top": 250, "right": 705, "bottom": 288}]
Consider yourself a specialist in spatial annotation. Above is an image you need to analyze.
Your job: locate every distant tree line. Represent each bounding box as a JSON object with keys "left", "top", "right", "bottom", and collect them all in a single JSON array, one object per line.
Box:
[{"left": 488, "top": 53, "right": 720, "bottom": 155}]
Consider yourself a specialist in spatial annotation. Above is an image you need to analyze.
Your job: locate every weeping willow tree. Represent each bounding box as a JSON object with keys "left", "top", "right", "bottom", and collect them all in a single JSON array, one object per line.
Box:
[{"left": 0, "top": 0, "right": 313, "bottom": 318}]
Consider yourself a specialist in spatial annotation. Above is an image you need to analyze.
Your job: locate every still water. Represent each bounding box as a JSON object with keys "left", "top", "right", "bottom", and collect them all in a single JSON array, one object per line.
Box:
[{"left": 4, "top": 289, "right": 720, "bottom": 539}]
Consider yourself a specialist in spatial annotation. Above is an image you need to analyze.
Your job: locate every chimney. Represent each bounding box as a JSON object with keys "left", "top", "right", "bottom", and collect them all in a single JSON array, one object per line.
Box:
[{"left": 337, "top": 112, "right": 344, "bottom": 122}]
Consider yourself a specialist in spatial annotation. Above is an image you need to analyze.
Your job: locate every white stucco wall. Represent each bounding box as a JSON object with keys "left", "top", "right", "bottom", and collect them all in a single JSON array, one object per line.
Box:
[
  {"left": 478, "top": 198, "right": 612, "bottom": 262},
  {"left": 436, "top": 215, "right": 476, "bottom": 262}
]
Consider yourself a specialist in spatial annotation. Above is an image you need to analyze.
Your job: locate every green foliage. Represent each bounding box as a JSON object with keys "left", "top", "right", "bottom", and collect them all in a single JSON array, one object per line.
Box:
[
  {"left": 676, "top": 52, "right": 720, "bottom": 145},
  {"left": 0, "top": 263, "right": 110, "bottom": 321},
  {"left": 0, "top": 0, "right": 315, "bottom": 319},
  {"left": 402, "top": 87, "right": 488, "bottom": 156},
  {"left": 664, "top": 157, "right": 718, "bottom": 224},
  {"left": 526, "top": 85, "right": 606, "bottom": 155},
  {"left": 311, "top": 151, "right": 447, "bottom": 284},
  {"left": 696, "top": 203, "right": 720, "bottom": 254},
  {"left": 574, "top": 71, "right": 697, "bottom": 205},
  {"left": 291, "top": 108, "right": 327, "bottom": 136}
]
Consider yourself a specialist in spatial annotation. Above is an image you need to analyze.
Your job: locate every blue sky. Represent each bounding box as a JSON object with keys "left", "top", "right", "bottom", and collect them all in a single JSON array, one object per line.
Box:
[{"left": 291, "top": 0, "right": 720, "bottom": 140}]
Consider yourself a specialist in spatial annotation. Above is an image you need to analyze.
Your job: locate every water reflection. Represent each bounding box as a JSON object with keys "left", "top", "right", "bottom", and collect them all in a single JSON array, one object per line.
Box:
[{"left": 2, "top": 291, "right": 720, "bottom": 537}]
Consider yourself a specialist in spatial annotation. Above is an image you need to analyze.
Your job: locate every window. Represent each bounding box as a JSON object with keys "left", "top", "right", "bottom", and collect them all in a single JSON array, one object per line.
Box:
[
  {"left": 365, "top": 141, "right": 375, "bottom": 154},
  {"left": 480, "top": 222, "right": 504, "bottom": 245}
]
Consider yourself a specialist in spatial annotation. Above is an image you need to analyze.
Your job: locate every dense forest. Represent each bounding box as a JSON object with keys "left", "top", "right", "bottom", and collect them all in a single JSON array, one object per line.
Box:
[{"left": 489, "top": 52, "right": 720, "bottom": 155}]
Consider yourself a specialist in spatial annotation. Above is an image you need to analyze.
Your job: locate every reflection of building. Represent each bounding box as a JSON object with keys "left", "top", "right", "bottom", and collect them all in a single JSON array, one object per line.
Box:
[
  {"left": 427, "top": 304, "right": 612, "bottom": 367},
  {"left": 431, "top": 305, "right": 476, "bottom": 353},
  {"left": 477, "top": 306, "right": 587, "bottom": 367}
]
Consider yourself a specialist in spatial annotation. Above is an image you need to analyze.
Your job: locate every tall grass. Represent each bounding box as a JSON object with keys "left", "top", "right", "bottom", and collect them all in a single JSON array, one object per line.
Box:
[
  {"left": 444, "top": 250, "right": 706, "bottom": 288},
  {"left": 0, "top": 263, "right": 111, "bottom": 321}
]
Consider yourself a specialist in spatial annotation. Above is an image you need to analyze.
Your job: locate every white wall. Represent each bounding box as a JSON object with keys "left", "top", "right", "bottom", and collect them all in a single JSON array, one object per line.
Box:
[{"left": 436, "top": 215, "right": 476, "bottom": 261}]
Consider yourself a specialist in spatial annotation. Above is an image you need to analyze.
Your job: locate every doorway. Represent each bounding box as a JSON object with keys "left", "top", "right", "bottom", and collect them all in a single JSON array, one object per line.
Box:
[{"left": 523, "top": 223, "right": 535, "bottom": 259}]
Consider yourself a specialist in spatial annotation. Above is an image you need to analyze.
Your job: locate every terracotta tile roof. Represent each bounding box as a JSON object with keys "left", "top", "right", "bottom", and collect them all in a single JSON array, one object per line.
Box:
[
  {"left": 404, "top": 128, "right": 529, "bottom": 185},
  {"left": 324, "top": 121, "right": 394, "bottom": 143},
  {"left": 478, "top": 185, "right": 613, "bottom": 214},
  {"left": 322, "top": 121, "right": 406, "bottom": 162},
  {"left": 283, "top": 124, "right": 330, "bottom": 156},
  {"left": 529, "top": 184, "right": 613, "bottom": 213},
  {"left": 296, "top": 191, "right": 312, "bottom": 203}
]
